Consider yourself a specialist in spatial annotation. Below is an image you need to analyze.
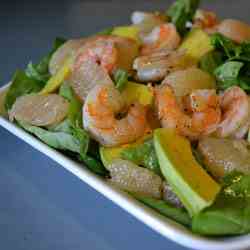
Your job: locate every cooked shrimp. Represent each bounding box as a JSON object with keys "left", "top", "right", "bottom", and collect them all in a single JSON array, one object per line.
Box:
[
  {"left": 74, "top": 37, "right": 118, "bottom": 74},
  {"left": 217, "top": 19, "right": 250, "bottom": 43},
  {"left": 69, "top": 35, "right": 138, "bottom": 102},
  {"left": 155, "top": 85, "right": 221, "bottom": 139},
  {"left": 74, "top": 35, "right": 138, "bottom": 74},
  {"left": 232, "top": 97, "right": 250, "bottom": 139},
  {"left": 83, "top": 83, "right": 148, "bottom": 147},
  {"left": 216, "top": 86, "right": 249, "bottom": 138},
  {"left": 193, "top": 9, "right": 218, "bottom": 33},
  {"left": 131, "top": 11, "right": 165, "bottom": 35},
  {"left": 133, "top": 48, "right": 185, "bottom": 82},
  {"left": 140, "top": 23, "right": 181, "bottom": 56}
]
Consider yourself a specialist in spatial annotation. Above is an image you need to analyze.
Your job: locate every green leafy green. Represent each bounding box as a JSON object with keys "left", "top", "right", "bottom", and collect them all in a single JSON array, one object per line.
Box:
[
  {"left": 167, "top": 0, "right": 200, "bottom": 35},
  {"left": 211, "top": 33, "right": 238, "bottom": 59},
  {"left": 48, "top": 119, "right": 73, "bottom": 134},
  {"left": 209, "top": 33, "right": 250, "bottom": 91},
  {"left": 121, "top": 138, "right": 161, "bottom": 176},
  {"left": 132, "top": 193, "right": 191, "bottom": 226},
  {"left": 25, "top": 37, "right": 66, "bottom": 83},
  {"left": 4, "top": 70, "right": 44, "bottom": 111},
  {"left": 18, "top": 121, "right": 80, "bottom": 153},
  {"left": 113, "top": 69, "right": 129, "bottom": 92},
  {"left": 199, "top": 51, "right": 224, "bottom": 74},
  {"left": 214, "top": 61, "right": 244, "bottom": 89},
  {"left": 192, "top": 172, "right": 250, "bottom": 235}
]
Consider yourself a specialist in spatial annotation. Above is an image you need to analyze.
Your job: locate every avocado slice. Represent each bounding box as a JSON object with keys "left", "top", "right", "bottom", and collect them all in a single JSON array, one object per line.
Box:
[{"left": 154, "top": 128, "right": 220, "bottom": 216}]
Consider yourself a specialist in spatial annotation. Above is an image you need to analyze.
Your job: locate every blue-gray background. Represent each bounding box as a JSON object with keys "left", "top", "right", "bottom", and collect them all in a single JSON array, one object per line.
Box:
[{"left": 1, "top": 1, "right": 249, "bottom": 249}]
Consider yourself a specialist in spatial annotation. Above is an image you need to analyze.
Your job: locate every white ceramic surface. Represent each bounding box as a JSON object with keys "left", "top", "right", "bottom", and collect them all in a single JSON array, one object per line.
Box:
[{"left": 1, "top": 83, "right": 250, "bottom": 250}]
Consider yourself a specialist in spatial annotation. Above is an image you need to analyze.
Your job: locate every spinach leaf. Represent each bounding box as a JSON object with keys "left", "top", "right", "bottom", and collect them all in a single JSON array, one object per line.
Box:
[
  {"left": 4, "top": 70, "right": 44, "bottom": 111},
  {"left": 214, "top": 61, "right": 244, "bottom": 89},
  {"left": 19, "top": 120, "right": 107, "bottom": 176},
  {"left": 167, "top": 0, "right": 200, "bottom": 35},
  {"left": 199, "top": 51, "right": 224, "bottom": 74},
  {"left": 131, "top": 193, "right": 191, "bottom": 226},
  {"left": 113, "top": 69, "right": 129, "bottom": 92},
  {"left": 18, "top": 121, "right": 80, "bottom": 153},
  {"left": 192, "top": 172, "right": 250, "bottom": 235},
  {"left": 121, "top": 138, "right": 161, "bottom": 176}
]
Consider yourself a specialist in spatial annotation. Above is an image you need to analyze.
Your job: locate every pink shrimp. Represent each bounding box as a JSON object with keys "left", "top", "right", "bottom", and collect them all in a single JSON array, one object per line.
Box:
[
  {"left": 83, "top": 83, "right": 148, "bottom": 147},
  {"left": 155, "top": 85, "right": 221, "bottom": 139},
  {"left": 216, "top": 86, "right": 249, "bottom": 138},
  {"left": 140, "top": 23, "right": 181, "bottom": 56}
]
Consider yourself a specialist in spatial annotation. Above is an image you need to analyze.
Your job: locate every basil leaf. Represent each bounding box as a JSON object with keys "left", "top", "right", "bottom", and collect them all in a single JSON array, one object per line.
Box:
[
  {"left": 167, "top": 0, "right": 200, "bottom": 35},
  {"left": 4, "top": 70, "right": 44, "bottom": 111}
]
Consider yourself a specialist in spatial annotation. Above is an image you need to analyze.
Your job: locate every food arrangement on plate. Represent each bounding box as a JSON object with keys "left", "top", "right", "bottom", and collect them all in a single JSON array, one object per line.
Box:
[{"left": 3, "top": 0, "right": 250, "bottom": 237}]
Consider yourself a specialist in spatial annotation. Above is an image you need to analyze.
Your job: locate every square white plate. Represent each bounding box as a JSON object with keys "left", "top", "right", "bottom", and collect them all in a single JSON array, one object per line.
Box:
[{"left": 1, "top": 83, "right": 250, "bottom": 250}]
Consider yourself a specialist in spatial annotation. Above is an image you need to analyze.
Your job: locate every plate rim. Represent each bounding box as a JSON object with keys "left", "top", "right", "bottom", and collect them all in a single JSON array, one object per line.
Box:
[{"left": 1, "top": 83, "right": 250, "bottom": 250}]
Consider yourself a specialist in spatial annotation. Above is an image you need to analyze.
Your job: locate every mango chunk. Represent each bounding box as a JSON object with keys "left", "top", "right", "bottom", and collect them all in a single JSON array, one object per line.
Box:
[
  {"left": 179, "top": 28, "right": 213, "bottom": 66},
  {"left": 154, "top": 128, "right": 220, "bottom": 216},
  {"left": 122, "top": 81, "right": 153, "bottom": 106},
  {"left": 112, "top": 25, "right": 141, "bottom": 44},
  {"left": 40, "top": 57, "right": 73, "bottom": 94}
]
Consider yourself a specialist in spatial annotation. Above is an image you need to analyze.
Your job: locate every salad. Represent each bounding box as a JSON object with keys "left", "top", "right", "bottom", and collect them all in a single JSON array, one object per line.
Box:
[{"left": 4, "top": 0, "right": 250, "bottom": 236}]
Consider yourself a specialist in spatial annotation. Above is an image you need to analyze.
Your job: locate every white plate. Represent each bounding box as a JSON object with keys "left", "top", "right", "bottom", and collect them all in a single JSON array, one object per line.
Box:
[{"left": 1, "top": 83, "right": 250, "bottom": 250}]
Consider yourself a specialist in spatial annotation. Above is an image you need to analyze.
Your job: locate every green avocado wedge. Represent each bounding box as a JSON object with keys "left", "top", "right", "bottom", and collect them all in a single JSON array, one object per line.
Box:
[{"left": 154, "top": 128, "right": 220, "bottom": 216}]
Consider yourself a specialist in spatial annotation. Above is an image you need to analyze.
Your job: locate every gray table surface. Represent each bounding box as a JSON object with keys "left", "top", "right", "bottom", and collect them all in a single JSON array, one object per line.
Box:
[{"left": 1, "top": 1, "right": 250, "bottom": 250}]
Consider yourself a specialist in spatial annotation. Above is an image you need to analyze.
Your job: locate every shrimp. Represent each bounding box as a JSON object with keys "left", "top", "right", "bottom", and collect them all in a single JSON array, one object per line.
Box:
[
  {"left": 83, "top": 83, "right": 148, "bottom": 147},
  {"left": 231, "top": 97, "right": 250, "bottom": 139},
  {"left": 131, "top": 11, "right": 166, "bottom": 35},
  {"left": 69, "top": 35, "right": 138, "bottom": 102},
  {"left": 193, "top": 9, "right": 218, "bottom": 33},
  {"left": 217, "top": 19, "right": 250, "bottom": 43},
  {"left": 216, "top": 86, "right": 249, "bottom": 138},
  {"left": 133, "top": 48, "right": 185, "bottom": 82},
  {"left": 74, "top": 36, "right": 118, "bottom": 74},
  {"left": 140, "top": 23, "right": 181, "bottom": 56},
  {"left": 74, "top": 35, "right": 138, "bottom": 74},
  {"left": 155, "top": 85, "right": 221, "bottom": 139}
]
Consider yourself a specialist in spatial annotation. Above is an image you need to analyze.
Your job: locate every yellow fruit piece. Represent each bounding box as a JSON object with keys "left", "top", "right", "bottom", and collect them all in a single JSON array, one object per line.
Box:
[
  {"left": 112, "top": 25, "right": 141, "bottom": 44},
  {"left": 154, "top": 128, "right": 220, "bottom": 216},
  {"left": 40, "top": 57, "right": 73, "bottom": 94},
  {"left": 179, "top": 28, "right": 213, "bottom": 66},
  {"left": 100, "top": 135, "right": 149, "bottom": 169},
  {"left": 122, "top": 81, "right": 153, "bottom": 106}
]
